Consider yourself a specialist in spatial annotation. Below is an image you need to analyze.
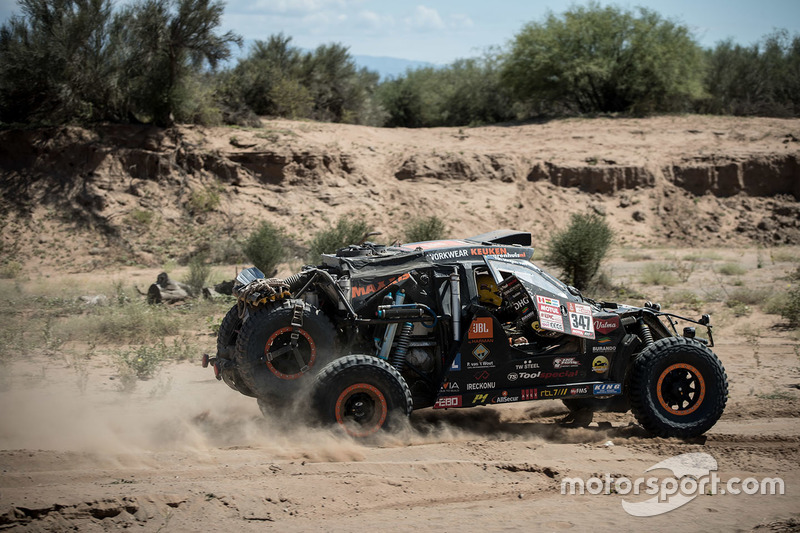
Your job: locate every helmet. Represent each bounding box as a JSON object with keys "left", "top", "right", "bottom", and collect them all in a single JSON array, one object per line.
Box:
[{"left": 476, "top": 274, "right": 503, "bottom": 307}]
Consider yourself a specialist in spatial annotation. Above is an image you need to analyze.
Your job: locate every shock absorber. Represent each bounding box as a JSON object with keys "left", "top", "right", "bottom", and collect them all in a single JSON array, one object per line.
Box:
[
  {"left": 638, "top": 317, "right": 655, "bottom": 346},
  {"left": 390, "top": 322, "right": 413, "bottom": 372}
]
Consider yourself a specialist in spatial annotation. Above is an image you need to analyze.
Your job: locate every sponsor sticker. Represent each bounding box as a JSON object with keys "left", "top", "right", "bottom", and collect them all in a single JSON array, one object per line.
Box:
[
  {"left": 439, "top": 382, "right": 460, "bottom": 392},
  {"left": 593, "top": 316, "right": 621, "bottom": 334},
  {"left": 491, "top": 391, "right": 520, "bottom": 404},
  {"left": 472, "top": 343, "right": 490, "bottom": 361},
  {"left": 468, "top": 317, "right": 494, "bottom": 340},
  {"left": 539, "top": 387, "right": 569, "bottom": 398},
  {"left": 514, "top": 360, "right": 540, "bottom": 370},
  {"left": 567, "top": 302, "right": 595, "bottom": 339},
  {"left": 536, "top": 295, "right": 565, "bottom": 332},
  {"left": 472, "top": 393, "right": 489, "bottom": 404},
  {"left": 553, "top": 357, "right": 580, "bottom": 369},
  {"left": 433, "top": 395, "right": 463, "bottom": 408},
  {"left": 593, "top": 345, "right": 616, "bottom": 353},
  {"left": 474, "top": 370, "right": 491, "bottom": 380},
  {"left": 592, "top": 355, "right": 609, "bottom": 374},
  {"left": 593, "top": 383, "right": 622, "bottom": 395},
  {"left": 507, "top": 372, "right": 519, "bottom": 381},
  {"left": 450, "top": 353, "right": 461, "bottom": 371},
  {"left": 427, "top": 249, "right": 469, "bottom": 261},
  {"left": 570, "top": 387, "right": 589, "bottom": 395},
  {"left": 522, "top": 388, "right": 537, "bottom": 400},
  {"left": 466, "top": 382, "right": 496, "bottom": 390}
]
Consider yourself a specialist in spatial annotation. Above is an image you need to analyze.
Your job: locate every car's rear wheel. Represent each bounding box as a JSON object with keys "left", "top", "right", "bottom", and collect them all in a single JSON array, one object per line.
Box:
[
  {"left": 629, "top": 337, "right": 727, "bottom": 438},
  {"left": 313, "top": 355, "right": 413, "bottom": 438},
  {"left": 215, "top": 304, "right": 256, "bottom": 397}
]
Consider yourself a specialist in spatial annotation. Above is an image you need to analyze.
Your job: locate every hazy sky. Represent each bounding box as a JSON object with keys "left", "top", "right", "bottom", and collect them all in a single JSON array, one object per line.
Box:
[{"left": 1, "top": 0, "right": 799, "bottom": 64}]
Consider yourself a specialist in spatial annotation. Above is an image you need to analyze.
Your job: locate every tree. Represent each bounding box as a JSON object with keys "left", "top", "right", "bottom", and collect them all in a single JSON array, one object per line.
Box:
[
  {"left": 501, "top": 2, "right": 704, "bottom": 115},
  {"left": 117, "top": 0, "right": 240, "bottom": 126},
  {"left": 0, "top": 0, "right": 121, "bottom": 123}
]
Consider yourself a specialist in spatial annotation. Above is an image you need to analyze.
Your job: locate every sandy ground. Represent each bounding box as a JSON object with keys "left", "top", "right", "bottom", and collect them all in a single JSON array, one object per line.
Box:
[{"left": 1, "top": 248, "right": 799, "bottom": 532}]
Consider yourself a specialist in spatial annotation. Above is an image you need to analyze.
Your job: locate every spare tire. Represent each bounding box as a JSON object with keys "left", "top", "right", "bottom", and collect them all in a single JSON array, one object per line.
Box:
[{"left": 235, "top": 300, "right": 336, "bottom": 403}]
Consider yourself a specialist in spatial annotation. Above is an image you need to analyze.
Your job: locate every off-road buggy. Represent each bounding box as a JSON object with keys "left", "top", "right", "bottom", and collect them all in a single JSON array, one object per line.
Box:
[{"left": 204, "top": 230, "right": 728, "bottom": 439}]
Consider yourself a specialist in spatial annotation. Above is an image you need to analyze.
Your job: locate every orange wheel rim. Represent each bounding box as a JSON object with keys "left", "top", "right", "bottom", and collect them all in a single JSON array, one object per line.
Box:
[
  {"left": 264, "top": 327, "right": 316, "bottom": 380},
  {"left": 656, "top": 363, "right": 706, "bottom": 416},
  {"left": 334, "top": 383, "right": 387, "bottom": 437}
]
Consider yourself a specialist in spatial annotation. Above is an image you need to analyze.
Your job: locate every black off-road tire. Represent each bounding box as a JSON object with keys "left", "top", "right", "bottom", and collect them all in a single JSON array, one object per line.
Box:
[
  {"left": 629, "top": 337, "right": 728, "bottom": 438},
  {"left": 235, "top": 300, "right": 336, "bottom": 403},
  {"left": 215, "top": 304, "right": 256, "bottom": 397},
  {"left": 313, "top": 355, "right": 413, "bottom": 439}
]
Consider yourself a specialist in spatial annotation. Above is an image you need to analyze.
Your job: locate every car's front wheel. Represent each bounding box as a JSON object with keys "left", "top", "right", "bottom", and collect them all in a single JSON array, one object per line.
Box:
[{"left": 629, "top": 337, "right": 728, "bottom": 438}]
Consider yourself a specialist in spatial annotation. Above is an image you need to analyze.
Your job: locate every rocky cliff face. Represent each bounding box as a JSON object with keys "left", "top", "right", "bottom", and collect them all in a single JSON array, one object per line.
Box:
[{"left": 1, "top": 117, "right": 798, "bottom": 271}]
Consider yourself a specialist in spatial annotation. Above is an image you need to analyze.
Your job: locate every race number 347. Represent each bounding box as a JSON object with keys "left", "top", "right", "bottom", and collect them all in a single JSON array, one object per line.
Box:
[{"left": 567, "top": 302, "right": 595, "bottom": 339}]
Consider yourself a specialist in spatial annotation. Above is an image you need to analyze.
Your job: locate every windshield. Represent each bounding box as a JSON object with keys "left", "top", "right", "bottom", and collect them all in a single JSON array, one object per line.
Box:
[{"left": 483, "top": 256, "right": 572, "bottom": 300}]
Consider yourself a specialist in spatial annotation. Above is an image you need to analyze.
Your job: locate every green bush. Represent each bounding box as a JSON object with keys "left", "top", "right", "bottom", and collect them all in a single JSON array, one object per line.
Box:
[
  {"left": 243, "top": 221, "right": 288, "bottom": 276},
  {"left": 546, "top": 213, "right": 613, "bottom": 290},
  {"left": 780, "top": 285, "right": 800, "bottom": 327},
  {"left": 308, "top": 216, "right": 372, "bottom": 263},
  {"left": 640, "top": 263, "right": 679, "bottom": 286},
  {"left": 183, "top": 254, "right": 211, "bottom": 294},
  {"left": 403, "top": 216, "right": 447, "bottom": 243},
  {"left": 717, "top": 262, "right": 747, "bottom": 276}
]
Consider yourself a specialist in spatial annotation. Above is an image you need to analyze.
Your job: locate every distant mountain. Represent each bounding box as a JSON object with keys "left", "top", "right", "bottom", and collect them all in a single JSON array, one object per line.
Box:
[{"left": 352, "top": 55, "right": 436, "bottom": 80}]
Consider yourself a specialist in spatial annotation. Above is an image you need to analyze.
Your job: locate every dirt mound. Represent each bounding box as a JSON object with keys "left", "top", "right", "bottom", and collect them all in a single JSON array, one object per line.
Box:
[{"left": 1, "top": 116, "right": 799, "bottom": 272}]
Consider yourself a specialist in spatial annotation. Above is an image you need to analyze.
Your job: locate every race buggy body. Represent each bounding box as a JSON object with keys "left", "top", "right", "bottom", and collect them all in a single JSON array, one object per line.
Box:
[{"left": 204, "top": 230, "right": 728, "bottom": 439}]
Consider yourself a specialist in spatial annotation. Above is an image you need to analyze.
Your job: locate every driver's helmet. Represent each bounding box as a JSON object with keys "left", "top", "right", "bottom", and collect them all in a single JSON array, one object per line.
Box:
[{"left": 477, "top": 274, "right": 503, "bottom": 307}]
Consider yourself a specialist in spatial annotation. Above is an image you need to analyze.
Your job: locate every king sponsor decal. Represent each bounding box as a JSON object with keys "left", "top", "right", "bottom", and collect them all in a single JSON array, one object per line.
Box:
[
  {"left": 433, "top": 395, "right": 463, "bottom": 409},
  {"left": 594, "top": 383, "right": 622, "bottom": 395}
]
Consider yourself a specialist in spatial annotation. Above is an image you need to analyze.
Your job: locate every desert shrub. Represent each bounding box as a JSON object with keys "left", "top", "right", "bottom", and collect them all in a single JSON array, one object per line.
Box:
[
  {"left": 116, "top": 344, "right": 165, "bottom": 379},
  {"left": 717, "top": 262, "right": 747, "bottom": 276},
  {"left": 664, "top": 290, "right": 705, "bottom": 311},
  {"left": 187, "top": 185, "right": 221, "bottom": 214},
  {"left": 183, "top": 254, "right": 211, "bottom": 294},
  {"left": 90, "top": 303, "right": 181, "bottom": 343},
  {"left": 243, "top": 221, "right": 288, "bottom": 276},
  {"left": 780, "top": 285, "right": 800, "bottom": 327},
  {"left": 0, "top": 261, "right": 22, "bottom": 279},
  {"left": 682, "top": 252, "right": 723, "bottom": 262},
  {"left": 128, "top": 209, "right": 154, "bottom": 226},
  {"left": 209, "top": 237, "right": 246, "bottom": 264},
  {"left": 308, "top": 216, "right": 372, "bottom": 263},
  {"left": 726, "top": 287, "right": 771, "bottom": 307},
  {"left": 640, "top": 263, "right": 678, "bottom": 286},
  {"left": 403, "top": 216, "right": 447, "bottom": 243},
  {"left": 546, "top": 213, "right": 613, "bottom": 290}
]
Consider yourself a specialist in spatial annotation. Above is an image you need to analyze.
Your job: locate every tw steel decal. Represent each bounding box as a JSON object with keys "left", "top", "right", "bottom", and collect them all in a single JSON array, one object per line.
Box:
[
  {"left": 351, "top": 272, "right": 412, "bottom": 298},
  {"left": 593, "top": 316, "right": 621, "bottom": 334},
  {"left": 433, "top": 395, "right": 463, "bottom": 408},
  {"left": 468, "top": 318, "right": 493, "bottom": 339}
]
